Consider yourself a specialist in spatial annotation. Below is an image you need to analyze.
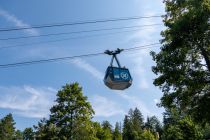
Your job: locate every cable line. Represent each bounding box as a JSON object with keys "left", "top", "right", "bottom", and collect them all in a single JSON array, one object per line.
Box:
[
  {"left": 0, "top": 24, "right": 162, "bottom": 41},
  {"left": 0, "top": 27, "right": 160, "bottom": 50},
  {"left": 0, "top": 15, "right": 162, "bottom": 32},
  {"left": 124, "top": 43, "right": 160, "bottom": 51},
  {"left": 0, "top": 43, "right": 160, "bottom": 68},
  {"left": 0, "top": 53, "right": 104, "bottom": 68}
]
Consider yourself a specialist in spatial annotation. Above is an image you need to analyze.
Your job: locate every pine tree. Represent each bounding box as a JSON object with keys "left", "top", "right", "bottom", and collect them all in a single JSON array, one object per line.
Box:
[
  {"left": 141, "top": 129, "right": 156, "bottom": 140},
  {"left": 113, "top": 122, "right": 122, "bottom": 140},
  {"left": 145, "top": 116, "right": 162, "bottom": 139},
  {"left": 93, "top": 122, "right": 104, "bottom": 139},
  {"left": 23, "top": 127, "right": 34, "bottom": 140},
  {"left": 132, "top": 108, "right": 144, "bottom": 131},
  {"left": 101, "top": 121, "right": 113, "bottom": 140},
  {"left": 0, "top": 113, "right": 16, "bottom": 140},
  {"left": 123, "top": 108, "right": 144, "bottom": 140},
  {"left": 122, "top": 115, "right": 132, "bottom": 140},
  {"left": 15, "top": 130, "right": 23, "bottom": 140}
]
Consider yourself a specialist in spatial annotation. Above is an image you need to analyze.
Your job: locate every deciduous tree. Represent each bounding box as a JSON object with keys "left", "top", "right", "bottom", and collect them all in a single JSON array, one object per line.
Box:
[{"left": 151, "top": 0, "right": 210, "bottom": 123}]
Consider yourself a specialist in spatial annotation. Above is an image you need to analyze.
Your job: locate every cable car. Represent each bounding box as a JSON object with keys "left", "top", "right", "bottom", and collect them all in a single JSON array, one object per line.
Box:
[{"left": 104, "top": 49, "right": 132, "bottom": 90}]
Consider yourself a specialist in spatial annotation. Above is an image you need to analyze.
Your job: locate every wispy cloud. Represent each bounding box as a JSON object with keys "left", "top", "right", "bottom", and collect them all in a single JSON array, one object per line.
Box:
[
  {"left": 125, "top": 13, "right": 163, "bottom": 90},
  {"left": 154, "top": 99, "right": 159, "bottom": 104},
  {"left": 0, "top": 8, "right": 39, "bottom": 35},
  {"left": 0, "top": 86, "right": 56, "bottom": 118},
  {"left": 115, "top": 91, "right": 152, "bottom": 116},
  {"left": 71, "top": 58, "right": 104, "bottom": 80},
  {"left": 90, "top": 95, "right": 125, "bottom": 117},
  {"left": 70, "top": 58, "right": 153, "bottom": 116}
]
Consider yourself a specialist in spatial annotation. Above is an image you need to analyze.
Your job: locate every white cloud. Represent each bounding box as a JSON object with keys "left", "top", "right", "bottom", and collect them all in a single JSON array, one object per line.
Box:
[
  {"left": 125, "top": 13, "right": 163, "bottom": 90},
  {"left": 0, "top": 86, "right": 56, "bottom": 118},
  {"left": 70, "top": 59, "right": 153, "bottom": 117},
  {"left": 154, "top": 99, "right": 159, "bottom": 104},
  {"left": 139, "top": 78, "right": 149, "bottom": 89},
  {"left": 128, "top": 51, "right": 151, "bottom": 90},
  {"left": 126, "top": 13, "right": 160, "bottom": 43},
  {"left": 115, "top": 91, "right": 152, "bottom": 116},
  {"left": 90, "top": 95, "right": 125, "bottom": 117},
  {"left": 0, "top": 8, "right": 39, "bottom": 35},
  {"left": 71, "top": 58, "right": 104, "bottom": 80}
]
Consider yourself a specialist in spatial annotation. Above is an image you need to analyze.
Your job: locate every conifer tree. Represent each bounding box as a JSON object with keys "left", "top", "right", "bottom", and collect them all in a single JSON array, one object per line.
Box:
[
  {"left": 15, "top": 130, "right": 23, "bottom": 140},
  {"left": 113, "top": 122, "right": 122, "bottom": 140},
  {"left": 101, "top": 120, "right": 113, "bottom": 140},
  {"left": 123, "top": 108, "right": 144, "bottom": 140},
  {"left": 23, "top": 127, "right": 34, "bottom": 140},
  {"left": 0, "top": 113, "right": 16, "bottom": 140},
  {"left": 122, "top": 115, "right": 132, "bottom": 140}
]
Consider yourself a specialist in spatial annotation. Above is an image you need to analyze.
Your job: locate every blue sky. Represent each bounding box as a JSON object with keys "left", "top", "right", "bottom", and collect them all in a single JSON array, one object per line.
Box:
[{"left": 0, "top": 0, "right": 165, "bottom": 130}]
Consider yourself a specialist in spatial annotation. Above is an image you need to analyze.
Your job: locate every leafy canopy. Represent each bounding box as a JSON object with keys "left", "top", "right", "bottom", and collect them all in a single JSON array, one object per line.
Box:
[{"left": 151, "top": 0, "right": 210, "bottom": 123}]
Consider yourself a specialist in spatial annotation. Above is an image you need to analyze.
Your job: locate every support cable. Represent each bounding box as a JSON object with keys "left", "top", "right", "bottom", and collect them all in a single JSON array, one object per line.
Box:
[
  {"left": 0, "top": 24, "right": 162, "bottom": 41},
  {"left": 0, "top": 43, "right": 160, "bottom": 68},
  {"left": 0, "top": 15, "right": 162, "bottom": 32},
  {"left": 0, "top": 28, "right": 161, "bottom": 50}
]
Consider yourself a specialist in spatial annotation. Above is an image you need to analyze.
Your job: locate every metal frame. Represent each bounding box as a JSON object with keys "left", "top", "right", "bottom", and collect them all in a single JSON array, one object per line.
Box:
[{"left": 104, "top": 48, "right": 124, "bottom": 68}]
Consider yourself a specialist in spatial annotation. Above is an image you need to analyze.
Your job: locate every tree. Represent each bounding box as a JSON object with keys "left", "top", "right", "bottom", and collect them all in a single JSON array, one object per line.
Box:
[
  {"left": 93, "top": 122, "right": 104, "bottom": 139},
  {"left": 132, "top": 108, "right": 144, "bottom": 131},
  {"left": 123, "top": 108, "right": 144, "bottom": 140},
  {"left": 0, "top": 113, "right": 16, "bottom": 140},
  {"left": 151, "top": 0, "right": 210, "bottom": 123},
  {"left": 141, "top": 129, "right": 156, "bottom": 140},
  {"left": 202, "top": 123, "right": 210, "bottom": 139},
  {"left": 145, "top": 116, "right": 162, "bottom": 139},
  {"left": 34, "top": 118, "right": 59, "bottom": 139},
  {"left": 15, "top": 130, "right": 23, "bottom": 140},
  {"left": 23, "top": 127, "right": 34, "bottom": 140},
  {"left": 122, "top": 115, "right": 133, "bottom": 140},
  {"left": 101, "top": 121, "right": 113, "bottom": 140},
  {"left": 113, "top": 122, "right": 122, "bottom": 140},
  {"left": 162, "top": 116, "right": 203, "bottom": 140},
  {"left": 130, "top": 108, "right": 144, "bottom": 139},
  {"left": 34, "top": 83, "right": 96, "bottom": 139}
]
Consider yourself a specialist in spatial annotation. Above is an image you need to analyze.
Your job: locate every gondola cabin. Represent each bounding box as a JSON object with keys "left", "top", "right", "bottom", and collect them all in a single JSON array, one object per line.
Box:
[
  {"left": 104, "top": 48, "right": 132, "bottom": 90},
  {"left": 104, "top": 66, "right": 132, "bottom": 90}
]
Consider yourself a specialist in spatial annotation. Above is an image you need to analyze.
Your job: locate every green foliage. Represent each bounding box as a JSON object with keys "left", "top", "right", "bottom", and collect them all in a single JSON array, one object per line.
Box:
[
  {"left": 5, "top": 80, "right": 208, "bottom": 140},
  {"left": 122, "top": 115, "right": 133, "bottom": 140},
  {"left": 145, "top": 116, "right": 162, "bottom": 132},
  {"left": 23, "top": 127, "right": 34, "bottom": 140},
  {"left": 132, "top": 108, "right": 144, "bottom": 131},
  {"left": 113, "top": 122, "right": 122, "bottom": 140},
  {"left": 101, "top": 121, "right": 113, "bottom": 140},
  {"left": 15, "top": 130, "right": 23, "bottom": 140},
  {"left": 163, "top": 108, "right": 182, "bottom": 125},
  {"left": 141, "top": 129, "right": 156, "bottom": 140},
  {"left": 145, "top": 116, "right": 162, "bottom": 139},
  {"left": 34, "top": 117, "right": 62, "bottom": 139},
  {"left": 34, "top": 83, "right": 96, "bottom": 140},
  {"left": 151, "top": 0, "right": 210, "bottom": 124},
  {"left": 93, "top": 122, "right": 104, "bottom": 139},
  {"left": 34, "top": 119, "right": 59, "bottom": 139},
  {"left": 162, "top": 116, "right": 203, "bottom": 140},
  {"left": 0, "top": 113, "right": 16, "bottom": 140},
  {"left": 202, "top": 123, "right": 210, "bottom": 139},
  {"left": 123, "top": 108, "right": 145, "bottom": 140}
]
